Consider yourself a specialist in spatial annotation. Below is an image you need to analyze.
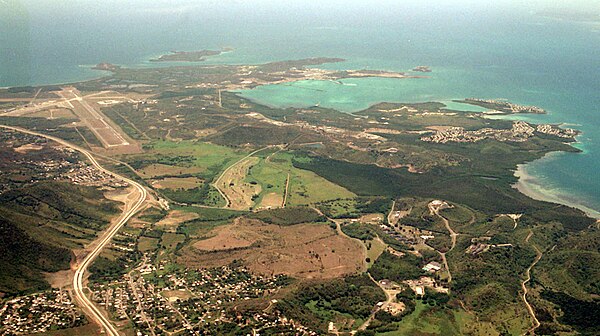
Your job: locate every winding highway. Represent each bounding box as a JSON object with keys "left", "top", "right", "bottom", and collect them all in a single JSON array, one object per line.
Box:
[{"left": 0, "top": 124, "right": 147, "bottom": 336}]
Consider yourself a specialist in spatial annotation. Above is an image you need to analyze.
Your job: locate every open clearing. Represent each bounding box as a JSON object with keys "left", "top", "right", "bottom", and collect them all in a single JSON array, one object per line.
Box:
[
  {"left": 258, "top": 192, "right": 284, "bottom": 209},
  {"left": 25, "top": 107, "right": 76, "bottom": 119},
  {"left": 13, "top": 143, "right": 44, "bottom": 154},
  {"left": 193, "top": 218, "right": 264, "bottom": 251},
  {"left": 138, "top": 237, "right": 159, "bottom": 252},
  {"left": 138, "top": 163, "right": 204, "bottom": 178},
  {"left": 248, "top": 152, "right": 355, "bottom": 207},
  {"left": 181, "top": 218, "right": 364, "bottom": 279},
  {"left": 149, "top": 140, "right": 246, "bottom": 176},
  {"left": 151, "top": 177, "right": 202, "bottom": 190},
  {"left": 161, "top": 289, "right": 193, "bottom": 302},
  {"left": 217, "top": 156, "right": 261, "bottom": 210},
  {"left": 161, "top": 232, "right": 186, "bottom": 250},
  {"left": 155, "top": 210, "right": 199, "bottom": 231}
]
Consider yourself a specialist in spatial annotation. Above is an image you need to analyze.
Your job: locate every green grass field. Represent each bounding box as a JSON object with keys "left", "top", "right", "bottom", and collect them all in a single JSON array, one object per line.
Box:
[
  {"left": 149, "top": 140, "right": 247, "bottom": 178},
  {"left": 138, "top": 237, "right": 159, "bottom": 252},
  {"left": 246, "top": 151, "right": 355, "bottom": 207},
  {"left": 161, "top": 233, "right": 186, "bottom": 250}
]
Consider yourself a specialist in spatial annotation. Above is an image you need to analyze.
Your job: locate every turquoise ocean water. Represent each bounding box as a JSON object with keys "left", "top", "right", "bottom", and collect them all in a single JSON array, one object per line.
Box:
[{"left": 1, "top": 0, "right": 599, "bottom": 215}]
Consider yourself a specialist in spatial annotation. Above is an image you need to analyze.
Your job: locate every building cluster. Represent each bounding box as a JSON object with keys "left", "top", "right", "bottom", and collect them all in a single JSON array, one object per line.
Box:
[
  {"left": 0, "top": 290, "right": 85, "bottom": 335},
  {"left": 0, "top": 129, "right": 127, "bottom": 194},
  {"left": 422, "top": 261, "right": 442, "bottom": 273},
  {"left": 0, "top": 138, "right": 78, "bottom": 194},
  {"left": 536, "top": 124, "right": 578, "bottom": 138},
  {"left": 231, "top": 310, "right": 318, "bottom": 336},
  {"left": 464, "top": 98, "right": 546, "bottom": 114},
  {"left": 466, "top": 236, "right": 513, "bottom": 255},
  {"left": 62, "top": 164, "right": 128, "bottom": 188},
  {"left": 404, "top": 276, "right": 449, "bottom": 296},
  {"left": 89, "top": 257, "right": 303, "bottom": 335},
  {"left": 377, "top": 222, "right": 418, "bottom": 245},
  {"left": 422, "top": 121, "right": 538, "bottom": 143}
]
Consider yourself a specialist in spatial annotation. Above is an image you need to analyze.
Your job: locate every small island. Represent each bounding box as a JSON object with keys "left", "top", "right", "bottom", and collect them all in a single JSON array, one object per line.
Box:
[{"left": 150, "top": 48, "right": 233, "bottom": 62}]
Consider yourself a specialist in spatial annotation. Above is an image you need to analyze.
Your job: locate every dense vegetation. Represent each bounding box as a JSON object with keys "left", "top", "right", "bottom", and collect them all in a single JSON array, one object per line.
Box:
[
  {"left": 369, "top": 251, "right": 424, "bottom": 282},
  {"left": 541, "top": 291, "right": 600, "bottom": 334},
  {"left": 0, "top": 182, "right": 118, "bottom": 296},
  {"left": 294, "top": 154, "right": 593, "bottom": 231},
  {"left": 0, "top": 217, "right": 72, "bottom": 296},
  {"left": 277, "top": 274, "right": 385, "bottom": 332},
  {"left": 316, "top": 197, "right": 392, "bottom": 219}
]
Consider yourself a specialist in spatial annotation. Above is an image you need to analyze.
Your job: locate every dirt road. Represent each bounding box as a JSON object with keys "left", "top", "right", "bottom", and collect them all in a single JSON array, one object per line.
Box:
[
  {"left": 429, "top": 201, "right": 457, "bottom": 283},
  {"left": 522, "top": 230, "right": 542, "bottom": 335}
]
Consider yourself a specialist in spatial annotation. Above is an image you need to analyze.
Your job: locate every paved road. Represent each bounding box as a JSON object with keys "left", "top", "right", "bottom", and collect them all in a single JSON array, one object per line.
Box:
[
  {"left": 0, "top": 90, "right": 109, "bottom": 116},
  {"left": 0, "top": 124, "right": 147, "bottom": 336}
]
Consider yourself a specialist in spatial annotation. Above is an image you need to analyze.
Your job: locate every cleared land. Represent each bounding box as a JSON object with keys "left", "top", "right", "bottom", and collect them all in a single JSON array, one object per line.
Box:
[
  {"left": 248, "top": 152, "right": 355, "bottom": 207},
  {"left": 137, "top": 164, "right": 204, "bottom": 179},
  {"left": 181, "top": 218, "right": 364, "bottom": 279},
  {"left": 216, "top": 156, "right": 261, "bottom": 210},
  {"left": 155, "top": 210, "right": 199, "bottom": 231},
  {"left": 151, "top": 177, "right": 202, "bottom": 190}
]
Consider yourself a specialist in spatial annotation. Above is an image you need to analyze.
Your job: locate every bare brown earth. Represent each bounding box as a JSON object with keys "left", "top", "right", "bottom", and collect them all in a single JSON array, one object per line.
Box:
[
  {"left": 181, "top": 218, "right": 364, "bottom": 279},
  {"left": 13, "top": 143, "right": 43, "bottom": 153},
  {"left": 193, "top": 218, "right": 264, "bottom": 251},
  {"left": 258, "top": 192, "right": 284, "bottom": 210},
  {"left": 161, "top": 289, "right": 194, "bottom": 302},
  {"left": 44, "top": 269, "right": 74, "bottom": 290},
  {"left": 155, "top": 210, "right": 199, "bottom": 231}
]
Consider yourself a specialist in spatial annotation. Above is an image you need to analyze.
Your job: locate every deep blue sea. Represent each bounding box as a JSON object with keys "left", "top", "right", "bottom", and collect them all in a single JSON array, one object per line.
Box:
[{"left": 2, "top": 0, "right": 600, "bottom": 216}]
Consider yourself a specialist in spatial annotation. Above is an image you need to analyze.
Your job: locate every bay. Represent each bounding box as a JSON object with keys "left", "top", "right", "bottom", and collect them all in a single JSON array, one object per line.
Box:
[{"left": 1, "top": 0, "right": 599, "bottom": 215}]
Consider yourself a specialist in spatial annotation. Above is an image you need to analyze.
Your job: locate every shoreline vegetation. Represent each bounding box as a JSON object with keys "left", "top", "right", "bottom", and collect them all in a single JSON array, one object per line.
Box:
[{"left": 10, "top": 56, "right": 600, "bottom": 219}]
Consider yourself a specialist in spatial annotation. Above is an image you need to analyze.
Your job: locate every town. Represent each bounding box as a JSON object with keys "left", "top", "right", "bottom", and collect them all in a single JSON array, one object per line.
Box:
[
  {"left": 89, "top": 256, "right": 314, "bottom": 335},
  {"left": 421, "top": 120, "right": 577, "bottom": 143},
  {"left": 0, "top": 290, "right": 86, "bottom": 335}
]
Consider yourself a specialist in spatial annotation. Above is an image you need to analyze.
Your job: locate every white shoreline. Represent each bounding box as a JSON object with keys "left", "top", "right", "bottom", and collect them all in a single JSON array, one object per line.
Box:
[{"left": 514, "top": 161, "right": 600, "bottom": 219}]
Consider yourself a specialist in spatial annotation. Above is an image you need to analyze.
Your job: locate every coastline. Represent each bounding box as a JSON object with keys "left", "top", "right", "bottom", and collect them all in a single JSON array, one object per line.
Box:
[
  {"left": 514, "top": 159, "right": 600, "bottom": 219},
  {"left": 3, "top": 56, "right": 599, "bottom": 221}
]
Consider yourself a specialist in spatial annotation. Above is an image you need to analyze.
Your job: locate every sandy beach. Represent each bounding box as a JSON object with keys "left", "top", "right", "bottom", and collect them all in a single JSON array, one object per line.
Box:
[{"left": 514, "top": 163, "right": 600, "bottom": 219}]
